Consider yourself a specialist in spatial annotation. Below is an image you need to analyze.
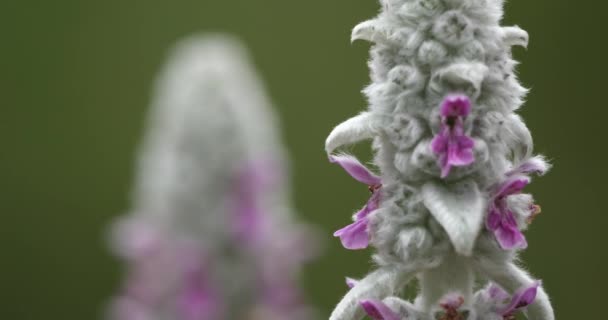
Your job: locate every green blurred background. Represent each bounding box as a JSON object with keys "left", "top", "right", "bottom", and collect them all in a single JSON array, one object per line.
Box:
[{"left": 2, "top": 0, "right": 606, "bottom": 319}]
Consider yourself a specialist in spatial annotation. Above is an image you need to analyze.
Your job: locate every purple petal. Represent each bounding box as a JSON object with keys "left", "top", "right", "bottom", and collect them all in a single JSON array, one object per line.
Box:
[
  {"left": 488, "top": 177, "right": 531, "bottom": 250},
  {"left": 438, "top": 135, "right": 475, "bottom": 178},
  {"left": 508, "top": 156, "right": 550, "bottom": 177},
  {"left": 456, "top": 134, "right": 475, "bottom": 149},
  {"left": 231, "top": 160, "right": 280, "bottom": 241},
  {"left": 501, "top": 282, "right": 540, "bottom": 316},
  {"left": 329, "top": 154, "right": 381, "bottom": 186},
  {"left": 233, "top": 202, "right": 261, "bottom": 241},
  {"left": 487, "top": 284, "right": 510, "bottom": 302},
  {"left": 177, "top": 283, "right": 222, "bottom": 320},
  {"left": 440, "top": 95, "right": 471, "bottom": 117},
  {"left": 486, "top": 206, "right": 502, "bottom": 230},
  {"left": 494, "top": 220, "right": 528, "bottom": 250},
  {"left": 431, "top": 133, "right": 452, "bottom": 178},
  {"left": 439, "top": 158, "right": 452, "bottom": 178},
  {"left": 345, "top": 277, "right": 359, "bottom": 289},
  {"left": 175, "top": 259, "right": 223, "bottom": 320},
  {"left": 333, "top": 219, "right": 369, "bottom": 250},
  {"left": 355, "top": 191, "right": 382, "bottom": 220},
  {"left": 447, "top": 136, "right": 475, "bottom": 166},
  {"left": 431, "top": 132, "right": 448, "bottom": 154},
  {"left": 432, "top": 97, "right": 476, "bottom": 178},
  {"left": 495, "top": 178, "right": 529, "bottom": 199},
  {"left": 360, "top": 300, "right": 401, "bottom": 320}
]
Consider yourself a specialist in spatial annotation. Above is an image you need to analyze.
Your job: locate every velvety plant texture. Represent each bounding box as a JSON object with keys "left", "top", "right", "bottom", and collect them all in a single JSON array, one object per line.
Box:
[{"left": 325, "top": 0, "right": 554, "bottom": 319}]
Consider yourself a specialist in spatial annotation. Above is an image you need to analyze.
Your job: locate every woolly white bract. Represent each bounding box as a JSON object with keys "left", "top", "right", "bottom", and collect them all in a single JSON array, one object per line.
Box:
[
  {"left": 325, "top": 0, "right": 554, "bottom": 319},
  {"left": 107, "top": 34, "right": 317, "bottom": 320}
]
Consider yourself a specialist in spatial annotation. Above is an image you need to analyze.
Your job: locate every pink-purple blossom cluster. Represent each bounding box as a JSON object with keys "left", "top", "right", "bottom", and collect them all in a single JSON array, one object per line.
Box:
[
  {"left": 359, "top": 282, "right": 539, "bottom": 320},
  {"left": 431, "top": 95, "right": 475, "bottom": 178},
  {"left": 109, "top": 163, "right": 316, "bottom": 320},
  {"left": 331, "top": 96, "right": 547, "bottom": 254},
  {"left": 331, "top": 155, "right": 382, "bottom": 250},
  {"left": 329, "top": 96, "right": 549, "bottom": 319}
]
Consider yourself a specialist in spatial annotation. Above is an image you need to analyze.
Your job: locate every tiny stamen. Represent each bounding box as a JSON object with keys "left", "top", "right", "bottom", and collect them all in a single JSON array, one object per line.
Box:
[{"left": 527, "top": 204, "right": 542, "bottom": 224}]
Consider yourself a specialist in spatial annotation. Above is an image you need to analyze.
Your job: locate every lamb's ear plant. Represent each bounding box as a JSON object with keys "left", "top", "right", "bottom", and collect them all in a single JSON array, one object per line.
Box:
[
  {"left": 325, "top": 0, "right": 554, "bottom": 319},
  {"left": 107, "top": 34, "right": 318, "bottom": 320}
]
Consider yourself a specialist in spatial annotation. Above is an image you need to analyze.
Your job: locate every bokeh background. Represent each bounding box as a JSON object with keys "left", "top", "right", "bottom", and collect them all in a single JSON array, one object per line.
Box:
[{"left": 2, "top": 0, "right": 606, "bottom": 319}]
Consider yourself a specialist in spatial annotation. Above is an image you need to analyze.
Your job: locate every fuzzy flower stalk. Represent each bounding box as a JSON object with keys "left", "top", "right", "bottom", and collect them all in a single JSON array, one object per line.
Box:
[
  {"left": 325, "top": 0, "right": 554, "bottom": 319},
  {"left": 107, "top": 34, "right": 318, "bottom": 320}
]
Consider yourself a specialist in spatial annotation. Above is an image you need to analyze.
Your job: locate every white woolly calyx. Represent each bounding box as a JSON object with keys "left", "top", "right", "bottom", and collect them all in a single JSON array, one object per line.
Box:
[
  {"left": 351, "top": 19, "right": 391, "bottom": 44},
  {"left": 428, "top": 62, "right": 489, "bottom": 100},
  {"left": 503, "top": 114, "right": 534, "bottom": 164},
  {"left": 501, "top": 26, "right": 529, "bottom": 48},
  {"left": 325, "top": 112, "right": 384, "bottom": 154}
]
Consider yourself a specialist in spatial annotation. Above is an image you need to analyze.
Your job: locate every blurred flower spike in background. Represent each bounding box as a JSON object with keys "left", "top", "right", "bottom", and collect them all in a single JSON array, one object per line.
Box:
[{"left": 106, "top": 34, "right": 320, "bottom": 320}]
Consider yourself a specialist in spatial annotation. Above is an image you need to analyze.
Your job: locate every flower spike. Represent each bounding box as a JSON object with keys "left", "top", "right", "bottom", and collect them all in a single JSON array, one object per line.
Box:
[{"left": 324, "top": 0, "right": 555, "bottom": 319}]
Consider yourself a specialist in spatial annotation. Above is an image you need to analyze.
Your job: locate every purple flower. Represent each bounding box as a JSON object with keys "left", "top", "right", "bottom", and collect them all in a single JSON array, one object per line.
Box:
[
  {"left": 485, "top": 282, "right": 539, "bottom": 319},
  {"left": 431, "top": 95, "right": 475, "bottom": 178},
  {"left": 177, "top": 258, "right": 223, "bottom": 320},
  {"left": 258, "top": 272, "right": 303, "bottom": 311},
  {"left": 177, "top": 282, "right": 221, "bottom": 320},
  {"left": 486, "top": 177, "right": 530, "bottom": 250},
  {"left": 437, "top": 294, "right": 465, "bottom": 320},
  {"left": 330, "top": 155, "right": 382, "bottom": 250},
  {"left": 500, "top": 282, "right": 539, "bottom": 318},
  {"left": 487, "top": 157, "right": 549, "bottom": 250},
  {"left": 231, "top": 160, "right": 278, "bottom": 242},
  {"left": 486, "top": 284, "right": 511, "bottom": 302},
  {"left": 112, "top": 237, "right": 224, "bottom": 320},
  {"left": 360, "top": 300, "right": 401, "bottom": 320}
]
